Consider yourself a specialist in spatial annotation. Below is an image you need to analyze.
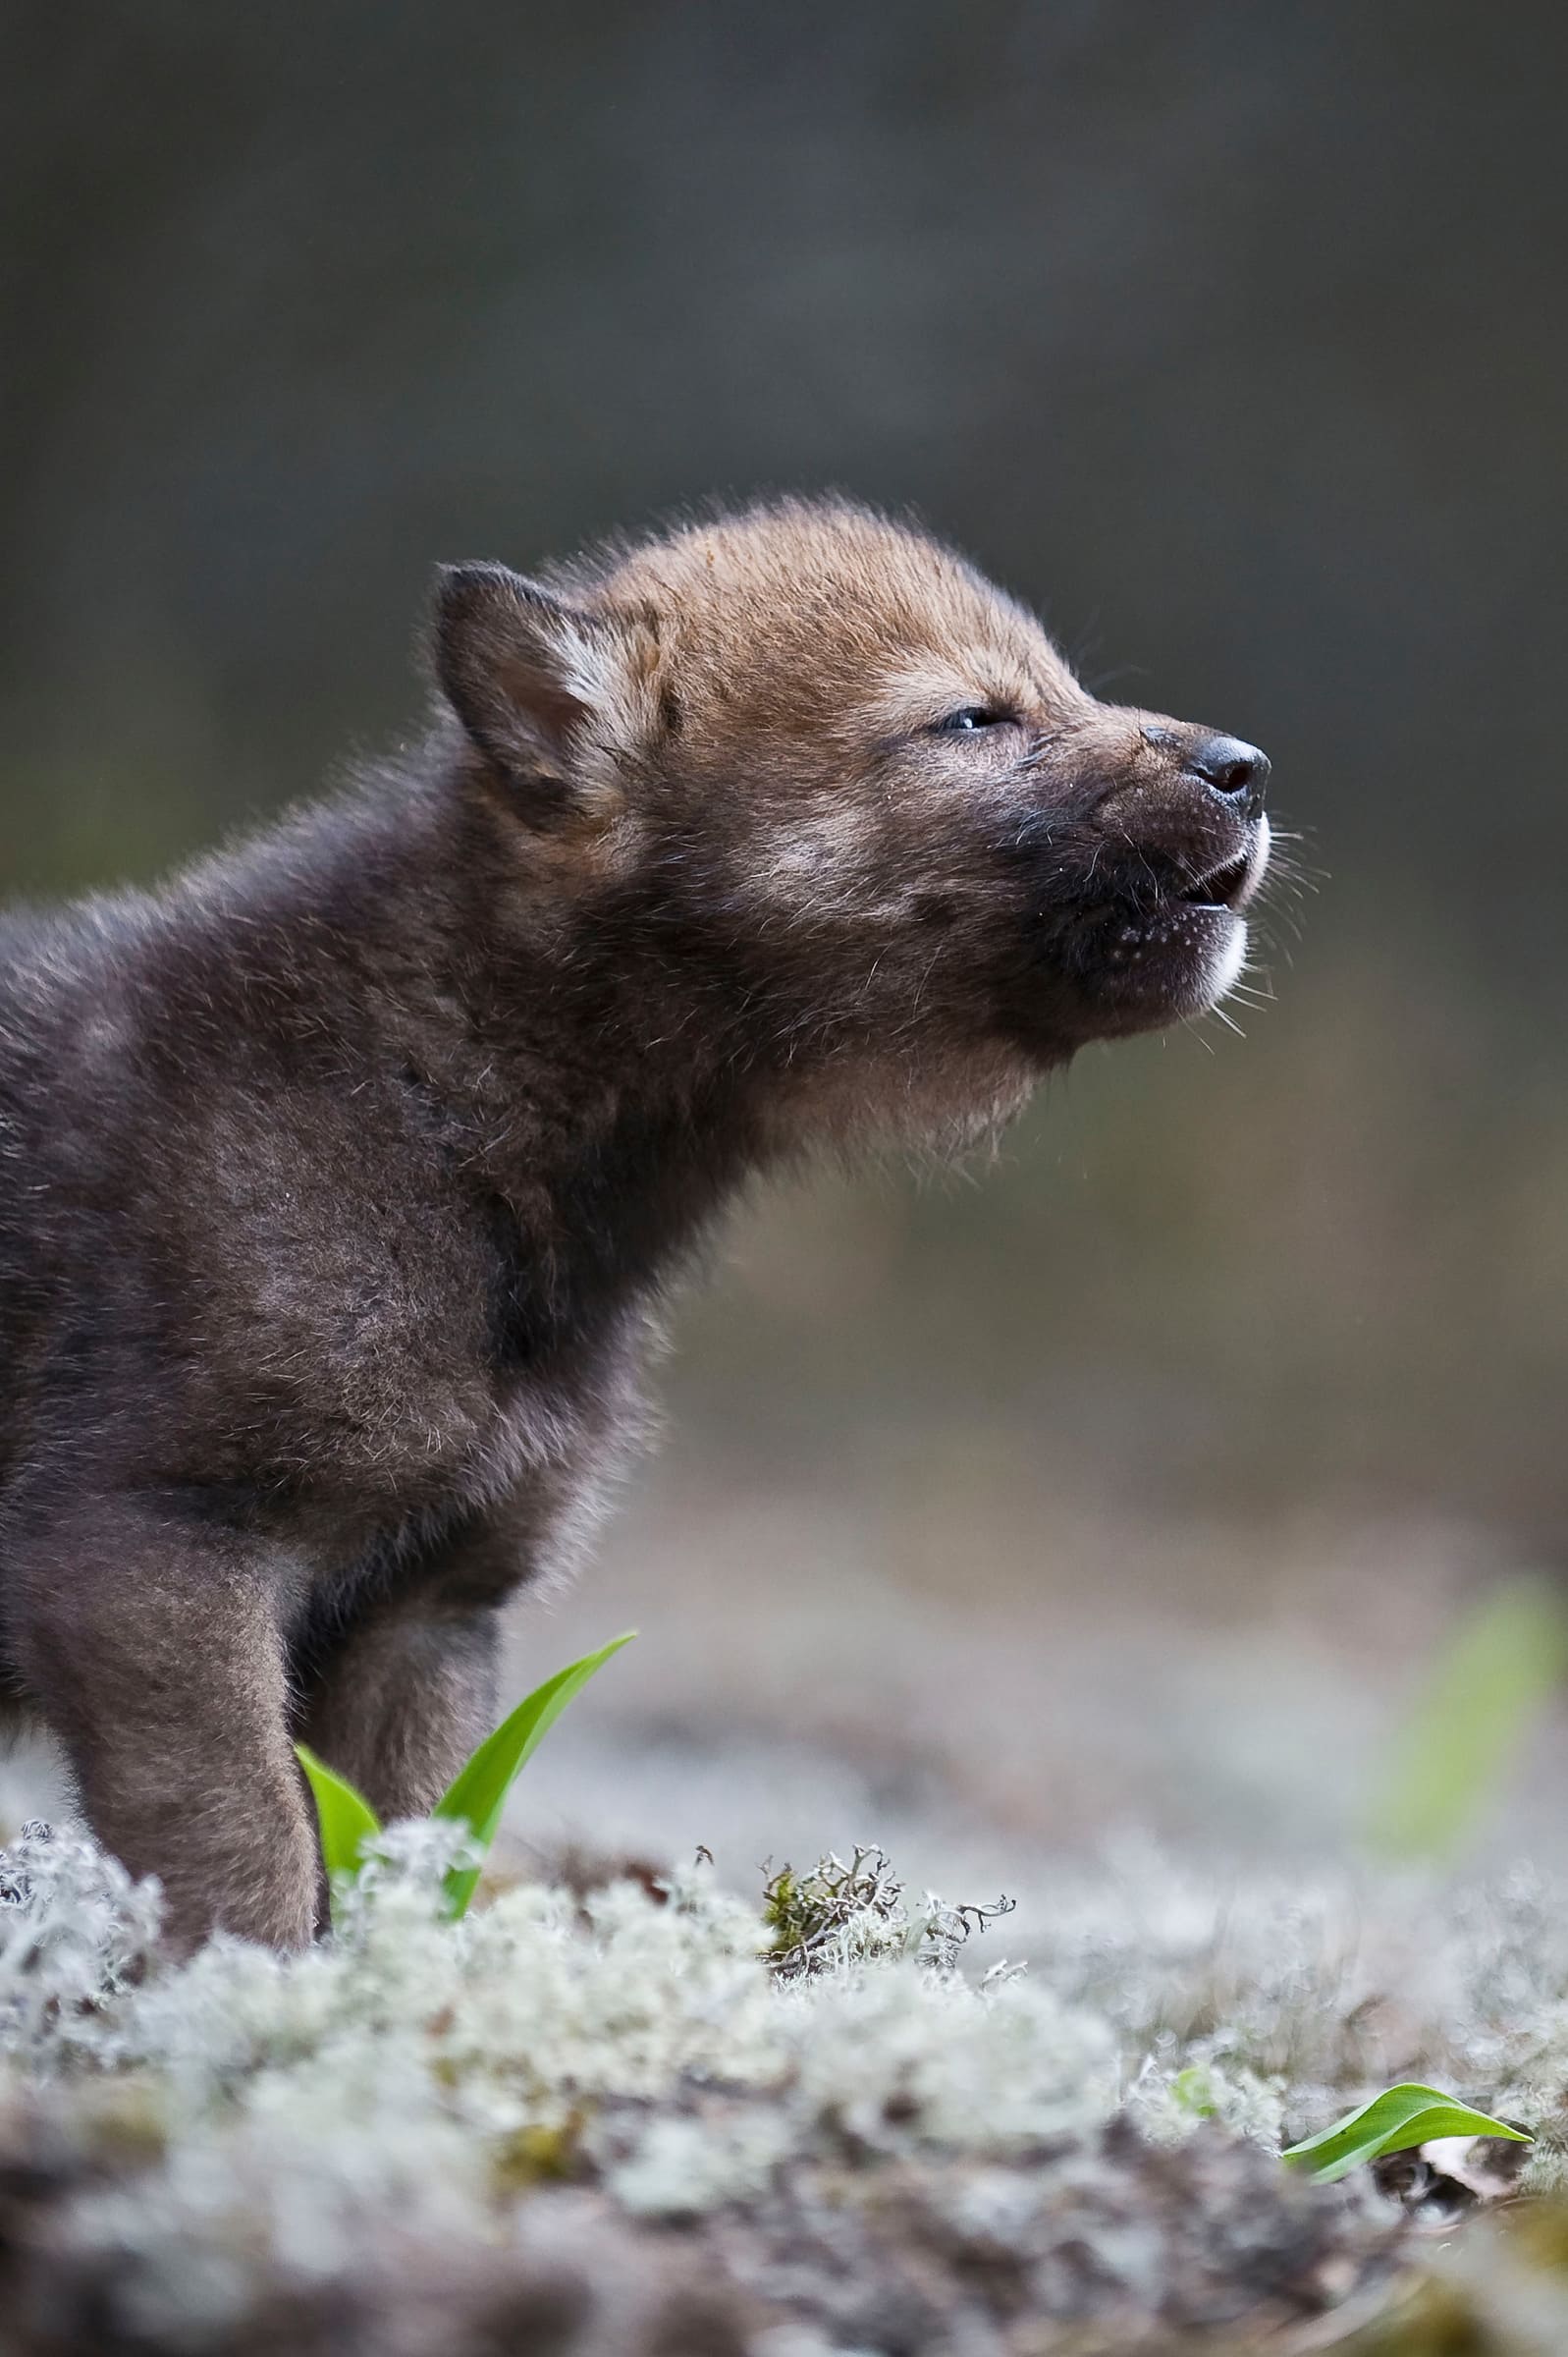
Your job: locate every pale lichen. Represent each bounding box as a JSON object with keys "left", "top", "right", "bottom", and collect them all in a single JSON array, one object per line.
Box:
[{"left": 0, "top": 1818, "right": 1559, "bottom": 2352}]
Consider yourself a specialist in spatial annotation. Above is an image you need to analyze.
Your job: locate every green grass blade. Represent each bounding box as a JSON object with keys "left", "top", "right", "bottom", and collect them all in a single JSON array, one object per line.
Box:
[
  {"left": 433, "top": 1630, "right": 636, "bottom": 1918},
  {"left": 1282, "top": 2082, "right": 1453, "bottom": 2165},
  {"left": 1364, "top": 1577, "right": 1568, "bottom": 1862},
  {"left": 294, "top": 1743, "right": 382, "bottom": 1930},
  {"left": 1282, "top": 2081, "right": 1529, "bottom": 2183},
  {"left": 1294, "top": 2102, "right": 1527, "bottom": 2184}
]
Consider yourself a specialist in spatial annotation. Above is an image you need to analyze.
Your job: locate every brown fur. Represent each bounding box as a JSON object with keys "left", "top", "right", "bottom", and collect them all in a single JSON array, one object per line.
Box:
[{"left": 0, "top": 499, "right": 1269, "bottom": 1946}]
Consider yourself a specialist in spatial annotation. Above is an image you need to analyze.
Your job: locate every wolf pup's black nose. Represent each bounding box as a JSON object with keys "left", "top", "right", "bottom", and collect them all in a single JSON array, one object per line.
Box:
[{"left": 1183, "top": 733, "right": 1271, "bottom": 817}]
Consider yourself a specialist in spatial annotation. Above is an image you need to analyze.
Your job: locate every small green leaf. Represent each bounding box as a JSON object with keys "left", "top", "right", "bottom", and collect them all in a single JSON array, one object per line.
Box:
[
  {"left": 1282, "top": 2081, "right": 1530, "bottom": 2183},
  {"left": 295, "top": 1743, "right": 381, "bottom": 1930},
  {"left": 433, "top": 1631, "right": 636, "bottom": 1919},
  {"left": 1172, "top": 2065, "right": 1218, "bottom": 2119}
]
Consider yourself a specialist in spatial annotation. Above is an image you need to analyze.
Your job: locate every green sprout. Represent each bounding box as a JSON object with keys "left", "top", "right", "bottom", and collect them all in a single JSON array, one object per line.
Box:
[
  {"left": 296, "top": 1630, "right": 635, "bottom": 1928},
  {"left": 1365, "top": 1576, "right": 1568, "bottom": 1863},
  {"left": 1282, "top": 2082, "right": 1530, "bottom": 2184}
]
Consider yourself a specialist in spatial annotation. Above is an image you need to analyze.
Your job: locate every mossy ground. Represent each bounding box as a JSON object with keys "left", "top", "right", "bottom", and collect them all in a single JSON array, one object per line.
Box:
[{"left": 1, "top": 1815, "right": 1567, "bottom": 2353}]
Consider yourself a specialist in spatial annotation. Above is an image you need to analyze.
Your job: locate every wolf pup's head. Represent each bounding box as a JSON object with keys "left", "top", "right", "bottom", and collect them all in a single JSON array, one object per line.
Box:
[{"left": 434, "top": 499, "right": 1271, "bottom": 1143}]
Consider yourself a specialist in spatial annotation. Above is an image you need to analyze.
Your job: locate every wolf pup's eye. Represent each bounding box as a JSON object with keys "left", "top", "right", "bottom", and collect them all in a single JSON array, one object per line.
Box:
[{"left": 933, "top": 706, "right": 1009, "bottom": 735}]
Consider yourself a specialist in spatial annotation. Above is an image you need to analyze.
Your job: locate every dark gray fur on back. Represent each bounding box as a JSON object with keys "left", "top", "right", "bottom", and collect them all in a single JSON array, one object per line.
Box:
[{"left": 0, "top": 763, "right": 759, "bottom": 1944}]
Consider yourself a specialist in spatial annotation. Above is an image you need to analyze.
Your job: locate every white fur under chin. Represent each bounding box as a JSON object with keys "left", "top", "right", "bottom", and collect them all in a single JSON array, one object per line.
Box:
[
  {"left": 1244, "top": 813, "right": 1272, "bottom": 902},
  {"left": 1203, "top": 917, "right": 1249, "bottom": 1007},
  {"left": 1196, "top": 814, "right": 1270, "bottom": 1012}
]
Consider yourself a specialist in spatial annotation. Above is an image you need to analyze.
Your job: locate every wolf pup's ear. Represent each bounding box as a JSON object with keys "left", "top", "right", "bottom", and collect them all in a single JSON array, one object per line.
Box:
[{"left": 433, "top": 562, "right": 628, "bottom": 802}]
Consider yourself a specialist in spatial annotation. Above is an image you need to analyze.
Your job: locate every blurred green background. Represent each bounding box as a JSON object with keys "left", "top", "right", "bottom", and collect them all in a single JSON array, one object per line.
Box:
[{"left": 5, "top": 3, "right": 1566, "bottom": 1867}]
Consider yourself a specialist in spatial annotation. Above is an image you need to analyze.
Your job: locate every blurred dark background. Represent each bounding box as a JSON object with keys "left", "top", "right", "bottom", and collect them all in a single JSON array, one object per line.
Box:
[{"left": 5, "top": 1, "right": 1566, "bottom": 1866}]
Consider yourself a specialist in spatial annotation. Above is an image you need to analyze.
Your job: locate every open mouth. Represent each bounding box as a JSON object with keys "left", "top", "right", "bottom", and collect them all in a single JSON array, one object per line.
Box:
[
  {"left": 1017, "top": 816, "right": 1272, "bottom": 1050},
  {"left": 1177, "top": 849, "right": 1254, "bottom": 912}
]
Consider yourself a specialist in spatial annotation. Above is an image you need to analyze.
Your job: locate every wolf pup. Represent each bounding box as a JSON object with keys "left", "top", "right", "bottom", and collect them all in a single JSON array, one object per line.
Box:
[{"left": 0, "top": 500, "right": 1270, "bottom": 1946}]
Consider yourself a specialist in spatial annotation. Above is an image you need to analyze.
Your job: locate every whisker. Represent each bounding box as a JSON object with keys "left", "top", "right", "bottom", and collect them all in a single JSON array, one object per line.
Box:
[{"left": 1082, "top": 660, "right": 1148, "bottom": 697}]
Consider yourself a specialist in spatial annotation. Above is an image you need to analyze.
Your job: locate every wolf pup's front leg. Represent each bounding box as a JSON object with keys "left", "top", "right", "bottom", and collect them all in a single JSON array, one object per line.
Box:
[{"left": 8, "top": 1486, "right": 318, "bottom": 1950}]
